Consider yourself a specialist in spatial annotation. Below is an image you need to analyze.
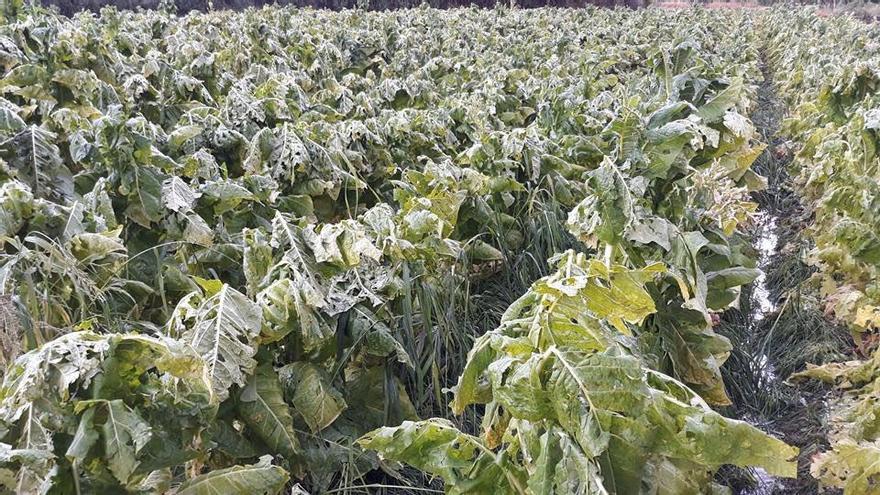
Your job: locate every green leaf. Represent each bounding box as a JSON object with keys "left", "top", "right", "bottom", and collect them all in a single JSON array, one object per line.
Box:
[
  {"left": 237, "top": 364, "right": 301, "bottom": 459},
  {"left": 812, "top": 440, "right": 880, "bottom": 494},
  {"left": 170, "top": 284, "right": 262, "bottom": 401},
  {"left": 123, "top": 165, "right": 164, "bottom": 228},
  {"left": 71, "top": 400, "right": 152, "bottom": 484},
  {"left": 696, "top": 78, "right": 746, "bottom": 123},
  {"left": 0, "top": 125, "right": 73, "bottom": 202},
  {"left": 162, "top": 176, "right": 200, "bottom": 213},
  {"left": 176, "top": 455, "right": 288, "bottom": 495},
  {"left": 279, "top": 363, "right": 346, "bottom": 433},
  {"left": 358, "top": 419, "right": 525, "bottom": 495}
]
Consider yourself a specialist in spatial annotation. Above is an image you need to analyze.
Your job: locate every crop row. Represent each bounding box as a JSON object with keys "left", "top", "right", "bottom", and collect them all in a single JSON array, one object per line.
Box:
[{"left": 762, "top": 9, "right": 880, "bottom": 493}]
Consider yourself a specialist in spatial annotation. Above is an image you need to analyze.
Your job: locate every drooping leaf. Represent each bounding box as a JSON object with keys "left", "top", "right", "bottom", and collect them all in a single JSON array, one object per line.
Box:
[
  {"left": 696, "top": 78, "right": 746, "bottom": 123},
  {"left": 811, "top": 440, "right": 880, "bottom": 494},
  {"left": 257, "top": 277, "right": 333, "bottom": 348},
  {"left": 176, "top": 455, "right": 288, "bottom": 495},
  {"left": 237, "top": 364, "right": 301, "bottom": 459},
  {"left": 162, "top": 176, "right": 200, "bottom": 213},
  {"left": 0, "top": 333, "right": 214, "bottom": 493},
  {"left": 343, "top": 366, "right": 418, "bottom": 433},
  {"left": 71, "top": 400, "right": 152, "bottom": 484},
  {"left": 0, "top": 106, "right": 25, "bottom": 132},
  {"left": 366, "top": 250, "right": 798, "bottom": 493},
  {"left": 122, "top": 165, "right": 164, "bottom": 228},
  {"left": 358, "top": 419, "right": 526, "bottom": 495},
  {"left": 0, "top": 126, "right": 73, "bottom": 202},
  {"left": 0, "top": 180, "right": 33, "bottom": 243},
  {"left": 207, "top": 421, "right": 261, "bottom": 460},
  {"left": 302, "top": 220, "right": 382, "bottom": 269},
  {"left": 200, "top": 180, "right": 254, "bottom": 216},
  {"left": 349, "top": 306, "right": 413, "bottom": 367},
  {"left": 278, "top": 362, "right": 346, "bottom": 433},
  {"left": 0, "top": 405, "right": 55, "bottom": 494},
  {"left": 169, "top": 284, "right": 262, "bottom": 401},
  {"left": 567, "top": 157, "right": 635, "bottom": 248}
]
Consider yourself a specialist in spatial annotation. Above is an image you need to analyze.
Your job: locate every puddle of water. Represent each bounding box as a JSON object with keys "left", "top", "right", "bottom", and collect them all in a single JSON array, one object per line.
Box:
[
  {"left": 753, "top": 213, "right": 779, "bottom": 320},
  {"left": 747, "top": 467, "right": 785, "bottom": 494},
  {"left": 740, "top": 212, "right": 784, "bottom": 495},
  {"left": 756, "top": 353, "right": 778, "bottom": 384},
  {"left": 752, "top": 213, "right": 780, "bottom": 399}
]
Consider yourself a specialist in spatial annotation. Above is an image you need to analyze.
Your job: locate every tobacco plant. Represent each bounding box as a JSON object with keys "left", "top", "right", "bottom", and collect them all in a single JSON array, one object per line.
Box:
[{"left": 0, "top": 3, "right": 803, "bottom": 493}]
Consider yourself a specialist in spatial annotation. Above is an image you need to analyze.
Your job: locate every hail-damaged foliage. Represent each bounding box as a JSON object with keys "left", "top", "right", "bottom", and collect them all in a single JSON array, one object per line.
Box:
[
  {"left": 362, "top": 253, "right": 797, "bottom": 494},
  {"left": 0, "top": 3, "right": 798, "bottom": 494},
  {"left": 763, "top": 8, "right": 880, "bottom": 493}
]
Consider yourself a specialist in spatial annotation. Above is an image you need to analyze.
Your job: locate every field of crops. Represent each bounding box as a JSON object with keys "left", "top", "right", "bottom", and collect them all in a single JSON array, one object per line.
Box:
[{"left": 0, "top": 2, "right": 877, "bottom": 494}]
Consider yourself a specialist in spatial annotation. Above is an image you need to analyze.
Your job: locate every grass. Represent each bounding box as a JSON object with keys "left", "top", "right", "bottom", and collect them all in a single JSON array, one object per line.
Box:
[
  {"left": 396, "top": 184, "right": 582, "bottom": 421},
  {"left": 341, "top": 187, "right": 583, "bottom": 494}
]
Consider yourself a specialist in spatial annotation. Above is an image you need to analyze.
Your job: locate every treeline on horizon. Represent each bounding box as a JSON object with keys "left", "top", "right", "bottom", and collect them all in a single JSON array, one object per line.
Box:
[{"left": 36, "top": 0, "right": 647, "bottom": 16}]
